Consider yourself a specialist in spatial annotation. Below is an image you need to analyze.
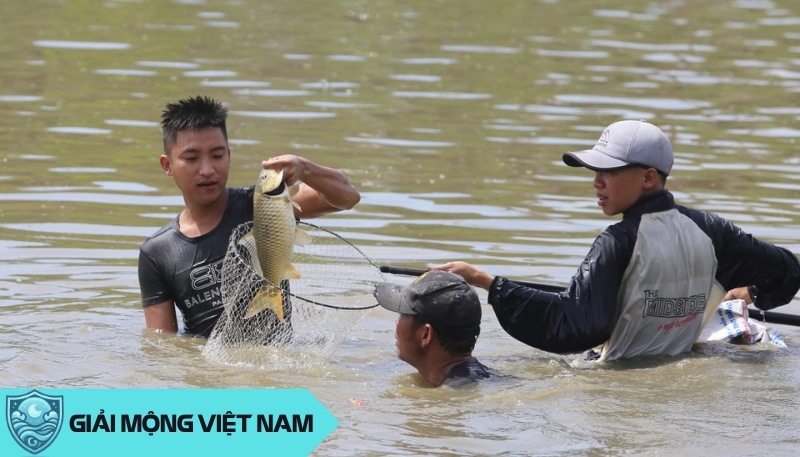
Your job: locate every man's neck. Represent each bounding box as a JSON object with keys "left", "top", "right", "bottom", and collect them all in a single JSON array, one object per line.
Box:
[
  {"left": 179, "top": 190, "right": 229, "bottom": 237},
  {"left": 418, "top": 352, "right": 473, "bottom": 387}
]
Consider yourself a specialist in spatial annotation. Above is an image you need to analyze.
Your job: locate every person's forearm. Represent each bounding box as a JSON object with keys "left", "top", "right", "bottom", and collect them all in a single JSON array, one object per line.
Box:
[
  {"left": 299, "top": 160, "right": 360, "bottom": 210},
  {"left": 471, "top": 271, "right": 495, "bottom": 291}
]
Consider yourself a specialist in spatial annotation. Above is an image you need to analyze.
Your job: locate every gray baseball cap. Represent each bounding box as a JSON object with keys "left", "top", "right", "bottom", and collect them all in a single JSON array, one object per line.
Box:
[
  {"left": 373, "top": 270, "right": 481, "bottom": 332},
  {"left": 562, "top": 120, "right": 673, "bottom": 176}
]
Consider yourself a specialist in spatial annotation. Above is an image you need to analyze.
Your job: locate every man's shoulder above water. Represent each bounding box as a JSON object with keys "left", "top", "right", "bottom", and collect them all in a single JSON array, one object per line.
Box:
[{"left": 442, "top": 357, "right": 491, "bottom": 388}]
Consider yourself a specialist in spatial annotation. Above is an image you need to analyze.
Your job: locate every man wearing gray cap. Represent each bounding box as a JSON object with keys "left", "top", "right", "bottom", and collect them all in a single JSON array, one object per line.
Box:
[
  {"left": 374, "top": 270, "right": 491, "bottom": 387},
  {"left": 431, "top": 120, "right": 800, "bottom": 362}
]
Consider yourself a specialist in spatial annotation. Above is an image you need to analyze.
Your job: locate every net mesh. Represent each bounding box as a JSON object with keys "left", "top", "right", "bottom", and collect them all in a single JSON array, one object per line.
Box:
[{"left": 202, "top": 221, "right": 385, "bottom": 369}]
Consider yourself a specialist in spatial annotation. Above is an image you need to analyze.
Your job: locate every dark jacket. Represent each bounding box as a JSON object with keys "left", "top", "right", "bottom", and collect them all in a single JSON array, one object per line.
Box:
[{"left": 488, "top": 190, "right": 800, "bottom": 354}]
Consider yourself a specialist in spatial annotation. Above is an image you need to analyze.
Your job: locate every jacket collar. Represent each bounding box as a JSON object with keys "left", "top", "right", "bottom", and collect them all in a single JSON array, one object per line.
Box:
[{"left": 622, "top": 189, "right": 675, "bottom": 220}]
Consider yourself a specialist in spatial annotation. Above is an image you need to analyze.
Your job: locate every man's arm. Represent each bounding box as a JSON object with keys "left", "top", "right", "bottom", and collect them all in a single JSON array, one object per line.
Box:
[
  {"left": 686, "top": 207, "right": 800, "bottom": 310},
  {"left": 262, "top": 155, "right": 360, "bottom": 219},
  {"left": 429, "top": 244, "right": 622, "bottom": 354},
  {"left": 144, "top": 300, "right": 179, "bottom": 333}
]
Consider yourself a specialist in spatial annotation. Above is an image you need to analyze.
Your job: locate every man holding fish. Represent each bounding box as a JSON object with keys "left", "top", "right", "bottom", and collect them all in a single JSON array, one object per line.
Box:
[
  {"left": 138, "top": 96, "right": 360, "bottom": 336},
  {"left": 431, "top": 120, "right": 800, "bottom": 362}
]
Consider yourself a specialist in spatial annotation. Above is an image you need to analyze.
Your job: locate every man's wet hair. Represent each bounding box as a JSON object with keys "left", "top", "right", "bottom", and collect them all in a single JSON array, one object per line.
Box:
[
  {"left": 160, "top": 95, "right": 228, "bottom": 154},
  {"left": 412, "top": 314, "right": 479, "bottom": 355}
]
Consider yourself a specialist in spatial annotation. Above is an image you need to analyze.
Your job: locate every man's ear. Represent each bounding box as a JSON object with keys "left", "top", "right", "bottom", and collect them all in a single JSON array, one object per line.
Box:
[
  {"left": 418, "top": 323, "right": 434, "bottom": 349},
  {"left": 160, "top": 155, "right": 172, "bottom": 176},
  {"left": 643, "top": 168, "right": 659, "bottom": 189}
]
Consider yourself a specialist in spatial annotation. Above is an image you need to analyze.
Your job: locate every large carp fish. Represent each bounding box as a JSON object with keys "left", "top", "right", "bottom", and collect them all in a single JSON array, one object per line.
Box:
[{"left": 238, "top": 168, "right": 311, "bottom": 320}]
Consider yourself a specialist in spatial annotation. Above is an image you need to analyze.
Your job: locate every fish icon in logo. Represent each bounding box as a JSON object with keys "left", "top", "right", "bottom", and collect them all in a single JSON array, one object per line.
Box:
[{"left": 6, "top": 390, "right": 63, "bottom": 454}]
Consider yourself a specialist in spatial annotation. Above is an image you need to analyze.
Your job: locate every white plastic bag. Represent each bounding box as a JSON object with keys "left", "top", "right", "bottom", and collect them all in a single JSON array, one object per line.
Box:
[{"left": 700, "top": 299, "right": 786, "bottom": 348}]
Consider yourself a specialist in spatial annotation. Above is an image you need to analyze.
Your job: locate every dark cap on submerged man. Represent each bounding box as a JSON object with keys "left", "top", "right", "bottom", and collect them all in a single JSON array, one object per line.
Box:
[
  {"left": 373, "top": 270, "right": 481, "bottom": 334},
  {"left": 562, "top": 120, "right": 674, "bottom": 176}
]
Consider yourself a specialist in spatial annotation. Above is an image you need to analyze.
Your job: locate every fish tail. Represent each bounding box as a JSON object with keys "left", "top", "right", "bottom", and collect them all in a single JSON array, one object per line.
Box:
[{"left": 244, "top": 285, "right": 284, "bottom": 321}]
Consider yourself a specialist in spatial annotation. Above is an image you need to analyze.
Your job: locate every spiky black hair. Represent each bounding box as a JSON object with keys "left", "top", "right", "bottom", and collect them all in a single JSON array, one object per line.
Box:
[{"left": 160, "top": 95, "right": 228, "bottom": 153}]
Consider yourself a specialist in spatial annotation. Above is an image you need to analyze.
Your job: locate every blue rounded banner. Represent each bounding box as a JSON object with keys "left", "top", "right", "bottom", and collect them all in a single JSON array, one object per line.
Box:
[{"left": 1, "top": 388, "right": 338, "bottom": 456}]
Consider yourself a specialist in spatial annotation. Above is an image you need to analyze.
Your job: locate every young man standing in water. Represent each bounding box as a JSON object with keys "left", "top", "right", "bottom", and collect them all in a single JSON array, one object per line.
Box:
[
  {"left": 138, "top": 96, "right": 360, "bottom": 337},
  {"left": 374, "top": 270, "right": 491, "bottom": 387},
  {"left": 430, "top": 120, "right": 800, "bottom": 362}
]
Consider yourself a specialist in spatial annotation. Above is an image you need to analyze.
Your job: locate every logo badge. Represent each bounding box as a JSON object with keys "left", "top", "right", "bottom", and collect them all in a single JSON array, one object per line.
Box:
[
  {"left": 6, "top": 390, "right": 64, "bottom": 454},
  {"left": 597, "top": 128, "right": 610, "bottom": 149}
]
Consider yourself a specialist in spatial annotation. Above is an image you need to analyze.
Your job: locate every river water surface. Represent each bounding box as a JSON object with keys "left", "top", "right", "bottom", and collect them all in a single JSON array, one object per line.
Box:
[{"left": 2, "top": 1, "right": 800, "bottom": 455}]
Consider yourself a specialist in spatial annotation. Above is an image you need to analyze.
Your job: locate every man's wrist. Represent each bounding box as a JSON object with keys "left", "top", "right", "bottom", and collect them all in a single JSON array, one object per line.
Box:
[{"left": 747, "top": 285, "right": 758, "bottom": 305}]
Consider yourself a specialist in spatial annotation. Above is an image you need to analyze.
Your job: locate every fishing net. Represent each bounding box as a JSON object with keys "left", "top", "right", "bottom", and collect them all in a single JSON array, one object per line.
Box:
[{"left": 202, "top": 221, "right": 386, "bottom": 369}]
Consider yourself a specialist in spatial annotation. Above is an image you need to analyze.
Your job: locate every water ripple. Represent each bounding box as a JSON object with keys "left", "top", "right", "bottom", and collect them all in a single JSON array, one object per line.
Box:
[
  {"left": 345, "top": 137, "right": 454, "bottom": 148},
  {"left": 393, "top": 91, "right": 491, "bottom": 100},
  {"left": 728, "top": 127, "right": 800, "bottom": 137},
  {"left": 588, "top": 40, "right": 716, "bottom": 52},
  {"left": 398, "top": 57, "right": 457, "bottom": 65},
  {"left": 47, "top": 127, "right": 113, "bottom": 135},
  {"left": 33, "top": 40, "right": 130, "bottom": 50},
  {"left": 0, "top": 192, "right": 183, "bottom": 206},
  {"left": 234, "top": 89, "right": 312, "bottom": 97},
  {"left": 555, "top": 94, "right": 711, "bottom": 110},
  {"left": 200, "top": 80, "right": 270, "bottom": 87},
  {"left": 183, "top": 70, "right": 238, "bottom": 78},
  {"left": 0, "top": 95, "right": 43, "bottom": 102},
  {"left": 95, "top": 69, "right": 157, "bottom": 76},
  {"left": 1, "top": 223, "right": 156, "bottom": 238},
  {"left": 230, "top": 110, "right": 336, "bottom": 120},
  {"left": 441, "top": 45, "right": 520, "bottom": 54},
  {"left": 104, "top": 119, "right": 159, "bottom": 128},
  {"left": 136, "top": 60, "right": 199, "bottom": 69},
  {"left": 537, "top": 50, "right": 609, "bottom": 58},
  {"left": 391, "top": 74, "right": 442, "bottom": 82}
]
